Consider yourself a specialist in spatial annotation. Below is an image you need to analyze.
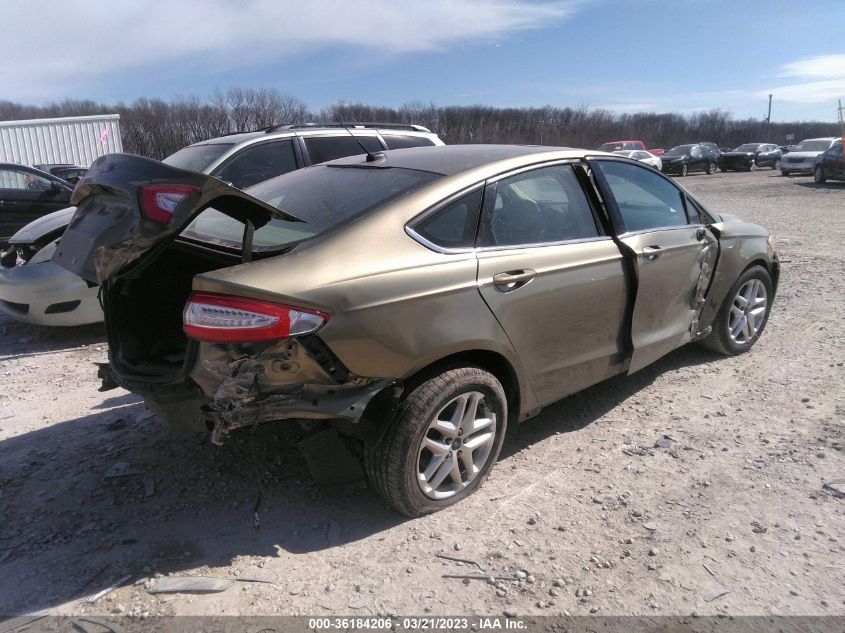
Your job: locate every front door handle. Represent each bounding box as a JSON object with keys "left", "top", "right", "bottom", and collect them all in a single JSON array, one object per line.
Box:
[
  {"left": 493, "top": 269, "right": 536, "bottom": 291},
  {"left": 641, "top": 246, "right": 662, "bottom": 260}
]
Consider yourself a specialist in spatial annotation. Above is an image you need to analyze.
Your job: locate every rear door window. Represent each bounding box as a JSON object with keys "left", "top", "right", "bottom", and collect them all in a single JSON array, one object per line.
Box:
[
  {"left": 213, "top": 140, "right": 298, "bottom": 189},
  {"left": 383, "top": 135, "right": 436, "bottom": 150},
  {"left": 478, "top": 164, "right": 599, "bottom": 248},
  {"left": 303, "top": 136, "right": 384, "bottom": 164}
]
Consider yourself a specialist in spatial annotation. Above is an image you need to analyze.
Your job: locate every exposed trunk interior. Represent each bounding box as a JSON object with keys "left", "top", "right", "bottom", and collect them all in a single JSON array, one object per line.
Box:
[{"left": 105, "top": 242, "right": 238, "bottom": 380}]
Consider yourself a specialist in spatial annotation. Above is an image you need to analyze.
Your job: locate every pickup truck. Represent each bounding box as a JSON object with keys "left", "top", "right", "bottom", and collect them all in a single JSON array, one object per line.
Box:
[{"left": 597, "top": 140, "right": 665, "bottom": 156}]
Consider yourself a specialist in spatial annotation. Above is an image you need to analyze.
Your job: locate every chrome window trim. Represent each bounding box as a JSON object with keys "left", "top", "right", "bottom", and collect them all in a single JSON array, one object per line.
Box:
[{"left": 405, "top": 225, "right": 615, "bottom": 255}]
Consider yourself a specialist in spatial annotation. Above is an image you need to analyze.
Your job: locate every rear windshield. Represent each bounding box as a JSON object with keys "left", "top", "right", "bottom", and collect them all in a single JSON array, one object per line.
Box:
[
  {"left": 163, "top": 143, "right": 233, "bottom": 172},
  {"left": 180, "top": 165, "right": 441, "bottom": 252}
]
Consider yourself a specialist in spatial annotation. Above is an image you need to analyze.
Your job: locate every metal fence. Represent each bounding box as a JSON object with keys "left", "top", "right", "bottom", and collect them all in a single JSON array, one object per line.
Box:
[{"left": 0, "top": 114, "right": 122, "bottom": 167}]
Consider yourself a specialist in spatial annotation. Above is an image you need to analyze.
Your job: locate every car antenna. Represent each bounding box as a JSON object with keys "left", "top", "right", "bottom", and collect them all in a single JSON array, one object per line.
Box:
[{"left": 336, "top": 118, "right": 383, "bottom": 162}]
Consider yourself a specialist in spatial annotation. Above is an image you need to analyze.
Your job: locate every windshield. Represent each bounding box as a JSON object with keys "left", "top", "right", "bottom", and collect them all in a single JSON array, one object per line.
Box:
[
  {"left": 180, "top": 165, "right": 442, "bottom": 252},
  {"left": 163, "top": 143, "right": 233, "bottom": 172},
  {"left": 734, "top": 144, "right": 762, "bottom": 152},
  {"left": 666, "top": 145, "right": 695, "bottom": 156},
  {"left": 792, "top": 139, "right": 833, "bottom": 152}
]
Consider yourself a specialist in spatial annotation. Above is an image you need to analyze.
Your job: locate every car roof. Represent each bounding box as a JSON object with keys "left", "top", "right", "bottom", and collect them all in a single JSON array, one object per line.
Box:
[{"left": 326, "top": 144, "right": 600, "bottom": 177}]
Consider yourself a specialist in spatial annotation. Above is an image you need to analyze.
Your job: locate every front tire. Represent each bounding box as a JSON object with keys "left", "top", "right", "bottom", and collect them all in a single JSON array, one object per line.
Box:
[
  {"left": 679, "top": 163, "right": 688, "bottom": 177},
  {"left": 699, "top": 266, "right": 772, "bottom": 356},
  {"left": 773, "top": 159, "right": 781, "bottom": 170},
  {"left": 364, "top": 367, "right": 507, "bottom": 516},
  {"left": 814, "top": 165, "right": 827, "bottom": 183},
  {"left": 706, "top": 161, "right": 716, "bottom": 175}
]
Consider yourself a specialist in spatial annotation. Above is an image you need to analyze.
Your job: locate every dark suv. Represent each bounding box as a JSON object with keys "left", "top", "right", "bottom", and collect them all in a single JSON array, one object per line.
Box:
[
  {"left": 660, "top": 143, "right": 720, "bottom": 176},
  {"left": 163, "top": 123, "right": 444, "bottom": 189},
  {"left": 814, "top": 140, "right": 845, "bottom": 183}
]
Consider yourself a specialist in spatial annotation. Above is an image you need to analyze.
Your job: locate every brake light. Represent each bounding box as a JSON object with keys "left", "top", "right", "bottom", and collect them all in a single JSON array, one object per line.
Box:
[
  {"left": 139, "top": 184, "right": 200, "bottom": 224},
  {"left": 183, "top": 292, "right": 328, "bottom": 343}
]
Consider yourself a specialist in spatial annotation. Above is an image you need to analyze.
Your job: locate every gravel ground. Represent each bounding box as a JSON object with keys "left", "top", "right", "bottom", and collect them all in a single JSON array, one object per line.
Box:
[{"left": 0, "top": 169, "right": 842, "bottom": 620}]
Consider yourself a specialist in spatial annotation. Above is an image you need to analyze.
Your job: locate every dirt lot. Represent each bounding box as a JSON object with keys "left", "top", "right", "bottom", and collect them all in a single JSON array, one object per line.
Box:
[{"left": 0, "top": 169, "right": 843, "bottom": 620}]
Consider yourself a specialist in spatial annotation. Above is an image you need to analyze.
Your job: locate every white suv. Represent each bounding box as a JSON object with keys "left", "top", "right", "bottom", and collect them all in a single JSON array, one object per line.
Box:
[{"left": 163, "top": 123, "right": 444, "bottom": 189}]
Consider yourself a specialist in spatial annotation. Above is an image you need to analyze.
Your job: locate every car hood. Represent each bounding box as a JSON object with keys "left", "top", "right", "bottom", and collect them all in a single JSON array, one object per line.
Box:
[
  {"left": 786, "top": 150, "right": 824, "bottom": 159},
  {"left": 9, "top": 206, "right": 77, "bottom": 245}
]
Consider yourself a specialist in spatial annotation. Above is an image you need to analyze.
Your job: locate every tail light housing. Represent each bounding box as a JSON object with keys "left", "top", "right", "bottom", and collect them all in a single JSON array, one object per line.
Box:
[
  {"left": 139, "top": 184, "right": 200, "bottom": 224},
  {"left": 183, "top": 292, "right": 328, "bottom": 343}
]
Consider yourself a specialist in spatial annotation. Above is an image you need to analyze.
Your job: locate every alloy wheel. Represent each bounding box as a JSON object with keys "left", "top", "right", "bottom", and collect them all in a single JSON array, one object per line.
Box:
[
  {"left": 728, "top": 279, "right": 768, "bottom": 344},
  {"left": 416, "top": 391, "right": 497, "bottom": 500}
]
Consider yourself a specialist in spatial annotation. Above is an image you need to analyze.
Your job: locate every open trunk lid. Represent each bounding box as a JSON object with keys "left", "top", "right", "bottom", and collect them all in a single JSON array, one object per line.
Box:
[{"left": 53, "top": 153, "right": 300, "bottom": 284}]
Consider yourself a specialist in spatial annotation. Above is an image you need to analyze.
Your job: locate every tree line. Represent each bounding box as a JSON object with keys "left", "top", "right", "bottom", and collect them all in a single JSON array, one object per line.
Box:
[{"left": 1, "top": 88, "right": 840, "bottom": 160}]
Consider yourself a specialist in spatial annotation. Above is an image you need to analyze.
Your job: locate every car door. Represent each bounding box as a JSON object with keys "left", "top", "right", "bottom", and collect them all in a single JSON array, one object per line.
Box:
[
  {"left": 822, "top": 142, "right": 844, "bottom": 179},
  {"left": 0, "top": 167, "right": 71, "bottom": 242},
  {"left": 475, "top": 162, "right": 628, "bottom": 405},
  {"left": 591, "top": 159, "right": 718, "bottom": 373},
  {"left": 689, "top": 145, "right": 705, "bottom": 171}
]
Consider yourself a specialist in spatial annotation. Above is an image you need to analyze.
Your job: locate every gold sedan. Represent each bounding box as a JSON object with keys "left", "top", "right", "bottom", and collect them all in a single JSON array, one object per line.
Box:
[{"left": 54, "top": 145, "right": 779, "bottom": 516}]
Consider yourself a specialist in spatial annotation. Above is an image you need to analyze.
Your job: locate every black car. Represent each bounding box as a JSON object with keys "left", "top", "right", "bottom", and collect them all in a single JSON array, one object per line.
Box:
[
  {"left": 660, "top": 143, "right": 720, "bottom": 176},
  {"left": 814, "top": 140, "right": 845, "bottom": 183},
  {"left": 719, "top": 143, "right": 783, "bottom": 172},
  {"left": 33, "top": 163, "right": 88, "bottom": 184},
  {"left": 0, "top": 164, "right": 74, "bottom": 244}
]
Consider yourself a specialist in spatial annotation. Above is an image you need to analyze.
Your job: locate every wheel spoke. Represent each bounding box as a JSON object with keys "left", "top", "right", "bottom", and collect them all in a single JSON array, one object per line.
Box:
[
  {"left": 428, "top": 454, "right": 456, "bottom": 490},
  {"left": 463, "top": 431, "right": 494, "bottom": 451},
  {"left": 731, "top": 315, "right": 746, "bottom": 338},
  {"left": 422, "top": 452, "right": 448, "bottom": 482},
  {"left": 459, "top": 393, "right": 482, "bottom": 434},
  {"left": 422, "top": 436, "right": 449, "bottom": 457},
  {"left": 459, "top": 449, "right": 478, "bottom": 480}
]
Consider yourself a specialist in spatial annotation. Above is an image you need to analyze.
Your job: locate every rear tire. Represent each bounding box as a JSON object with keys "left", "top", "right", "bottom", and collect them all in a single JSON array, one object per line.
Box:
[
  {"left": 705, "top": 161, "right": 716, "bottom": 175},
  {"left": 364, "top": 367, "right": 507, "bottom": 516},
  {"left": 699, "top": 266, "right": 772, "bottom": 356},
  {"left": 679, "top": 163, "right": 688, "bottom": 177},
  {"left": 814, "top": 165, "right": 827, "bottom": 184},
  {"left": 773, "top": 159, "right": 781, "bottom": 170}
]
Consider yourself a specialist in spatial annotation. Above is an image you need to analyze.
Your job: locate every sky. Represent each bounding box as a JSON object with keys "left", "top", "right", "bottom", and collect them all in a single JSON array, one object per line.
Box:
[{"left": 3, "top": 0, "right": 844, "bottom": 123}]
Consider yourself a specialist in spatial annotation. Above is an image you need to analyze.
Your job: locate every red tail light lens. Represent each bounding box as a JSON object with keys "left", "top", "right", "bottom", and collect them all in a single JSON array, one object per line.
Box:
[
  {"left": 139, "top": 184, "right": 200, "bottom": 224},
  {"left": 183, "top": 292, "right": 328, "bottom": 343}
]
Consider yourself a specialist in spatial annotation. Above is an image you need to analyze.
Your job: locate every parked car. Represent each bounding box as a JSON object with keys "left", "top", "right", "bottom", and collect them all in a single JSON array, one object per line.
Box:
[
  {"left": 719, "top": 143, "right": 783, "bottom": 171},
  {"left": 33, "top": 163, "right": 88, "bottom": 184},
  {"left": 53, "top": 145, "right": 778, "bottom": 516},
  {"left": 780, "top": 137, "right": 838, "bottom": 176},
  {"left": 813, "top": 139, "right": 845, "bottom": 183},
  {"left": 660, "top": 143, "right": 719, "bottom": 176},
  {"left": 613, "top": 149, "right": 662, "bottom": 170},
  {"left": 0, "top": 123, "right": 445, "bottom": 326},
  {"left": 598, "top": 140, "right": 664, "bottom": 156},
  {"left": 0, "top": 163, "right": 74, "bottom": 245}
]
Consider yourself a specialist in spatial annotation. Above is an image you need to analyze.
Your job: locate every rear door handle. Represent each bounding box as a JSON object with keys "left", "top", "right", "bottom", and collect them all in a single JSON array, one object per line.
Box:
[
  {"left": 493, "top": 269, "right": 536, "bottom": 291},
  {"left": 641, "top": 246, "right": 662, "bottom": 260}
]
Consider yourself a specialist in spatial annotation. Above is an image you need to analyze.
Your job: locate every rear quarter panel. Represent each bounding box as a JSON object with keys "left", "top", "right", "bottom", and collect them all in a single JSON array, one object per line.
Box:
[{"left": 193, "top": 189, "right": 541, "bottom": 416}]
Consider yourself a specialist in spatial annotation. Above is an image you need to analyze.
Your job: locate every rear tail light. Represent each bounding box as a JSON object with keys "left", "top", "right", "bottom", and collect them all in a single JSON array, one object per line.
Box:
[
  {"left": 139, "top": 184, "right": 200, "bottom": 224},
  {"left": 183, "top": 292, "right": 328, "bottom": 343}
]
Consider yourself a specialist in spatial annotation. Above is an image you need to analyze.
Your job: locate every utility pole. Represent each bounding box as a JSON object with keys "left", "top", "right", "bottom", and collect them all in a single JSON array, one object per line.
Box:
[
  {"left": 765, "top": 94, "right": 772, "bottom": 141},
  {"left": 838, "top": 99, "right": 844, "bottom": 137},
  {"left": 538, "top": 120, "right": 545, "bottom": 145}
]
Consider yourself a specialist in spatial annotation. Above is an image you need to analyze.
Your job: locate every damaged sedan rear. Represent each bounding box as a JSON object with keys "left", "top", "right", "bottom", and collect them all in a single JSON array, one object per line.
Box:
[{"left": 54, "top": 147, "right": 779, "bottom": 516}]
